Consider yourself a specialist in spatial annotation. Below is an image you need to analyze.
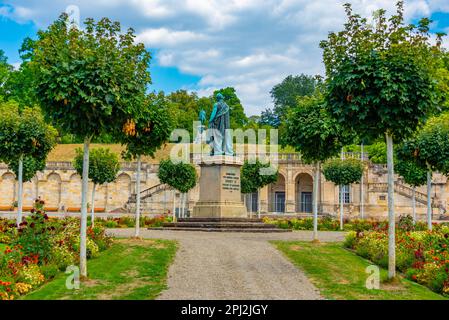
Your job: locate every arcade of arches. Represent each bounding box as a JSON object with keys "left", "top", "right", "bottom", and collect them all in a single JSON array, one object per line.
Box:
[{"left": 0, "top": 155, "right": 448, "bottom": 220}]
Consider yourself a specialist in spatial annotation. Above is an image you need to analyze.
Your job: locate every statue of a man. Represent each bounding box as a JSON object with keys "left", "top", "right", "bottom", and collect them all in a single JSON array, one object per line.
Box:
[{"left": 207, "top": 93, "right": 234, "bottom": 156}]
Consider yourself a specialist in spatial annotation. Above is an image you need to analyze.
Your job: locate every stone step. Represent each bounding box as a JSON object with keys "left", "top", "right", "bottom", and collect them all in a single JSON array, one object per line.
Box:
[
  {"left": 163, "top": 222, "right": 275, "bottom": 229},
  {"left": 149, "top": 227, "right": 291, "bottom": 233}
]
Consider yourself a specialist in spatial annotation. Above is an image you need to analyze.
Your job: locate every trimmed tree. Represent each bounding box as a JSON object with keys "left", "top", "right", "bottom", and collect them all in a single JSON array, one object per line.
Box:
[
  {"left": 0, "top": 102, "right": 57, "bottom": 226},
  {"left": 241, "top": 160, "right": 278, "bottom": 218},
  {"left": 395, "top": 151, "right": 428, "bottom": 222},
  {"left": 158, "top": 159, "right": 197, "bottom": 221},
  {"left": 400, "top": 113, "right": 449, "bottom": 229},
  {"left": 73, "top": 148, "right": 119, "bottom": 227},
  {"left": 119, "top": 93, "right": 172, "bottom": 237},
  {"left": 321, "top": 2, "right": 439, "bottom": 278},
  {"left": 28, "top": 14, "right": 151, "bottom": 277},
  {"left": 322, "top": 158, "right": 363, "bottom": 230},
  {"left": 284, "top": 93, "right": 347, "bottom": 241}
]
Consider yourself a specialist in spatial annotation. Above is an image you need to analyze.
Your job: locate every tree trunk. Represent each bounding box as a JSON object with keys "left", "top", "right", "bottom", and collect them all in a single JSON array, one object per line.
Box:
[
  {"left": 91, "top": 184, "right": 96, "bottom": 228},
  {"left": 360, "top": 143, "right": 365, "bottom": 219},
  {"left": 172, "top": 190, "right": 176, "bottom": 222},
  {"left": 312, "top": 161, "right": 320, "bottom": 241},
  {"left": 17, "top": 155, "right": 23, "bottom": 228},
  {"left": 17, "top": 155, "right": 24, "bottom": 227},
  {"left": 80, "top": 136, "right": 91, "bottom": 278},
  {"left": 134, "top": 156, "right": 141, "bottom": 238},
  {"left": 427, "top": 169, "right": 432, "bottom": 231},
  {"left": 412, "top": 186, "right": 416, "bottom": 223},
  {"left": 249, "top": 193, "right": 252, "bottom": 218},
  {"left": 257, "top": 188, "right": 261, "bottom": 219},
  {"left": 386, "top": 132, "right": 396, "bottom": 279},
  {"left": 340, "top": 185, "right": 344, "bottom": 230},
  {"left": 181, "top": 193, "right": 185, "bottom": 218}
]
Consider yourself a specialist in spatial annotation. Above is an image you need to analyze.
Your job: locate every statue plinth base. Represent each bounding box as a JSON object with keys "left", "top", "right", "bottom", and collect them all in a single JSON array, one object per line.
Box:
[{"left": 192, "top": 156, "right": 247, "bottom": 218}]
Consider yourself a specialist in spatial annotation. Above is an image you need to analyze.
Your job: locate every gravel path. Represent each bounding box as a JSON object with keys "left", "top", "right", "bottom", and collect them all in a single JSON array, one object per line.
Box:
[{"left": 107, "top": 229, "right": 345, "bottom": 300}]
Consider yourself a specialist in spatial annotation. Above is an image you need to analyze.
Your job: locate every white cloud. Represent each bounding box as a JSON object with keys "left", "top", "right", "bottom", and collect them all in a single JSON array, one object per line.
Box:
[
  {"left": 136, "top": 28, "right": 207, "bottom": 47},
  {"left": 1, "top": 0, "right": 448, "bottom": 115}
]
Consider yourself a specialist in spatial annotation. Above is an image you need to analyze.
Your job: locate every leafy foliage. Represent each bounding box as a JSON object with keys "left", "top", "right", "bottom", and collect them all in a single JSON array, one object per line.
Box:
[
  {"left": 270, "top": 74, "right": 318, "bottom": 124},
  {"left": 0, "top": 102, "right": 57, "bottom": 172},
  {"left": 401, "top": 113, "right": 449, "bottom": 176},
  {"left": 395, "top": 146, "right": 428, "bottom": 187},
  {"left": 157, "top": 159, "right": 197, "bottom": 193},
  {"left": 321, "top": 1, "right": 440, "bottom": 141},
  {"left": 241, "top": 160, "right": 278, "bottom": 194},
  {"left": 0, "top": 50, "right": 13, "bottom": 99},
  {"left": 120, "top": 92, "right": 173, "bottom": 160},
  {"left": 365, "top": 141, "right": 387, "bottom": 164},
  {"left": 8, "top": 156, "right": 46, "bottom": 183},
  {"left": 322, "top": 158, "right": 364, "bottom": 186},
  {"left": 283, "top": 93, "right": 348, "bottom": 163},
  {"left": 27, "top": 14, "right": 151, "bottom": 138},
  {"left": 73, "top": 147, "right": 120, "bottom": 185}
]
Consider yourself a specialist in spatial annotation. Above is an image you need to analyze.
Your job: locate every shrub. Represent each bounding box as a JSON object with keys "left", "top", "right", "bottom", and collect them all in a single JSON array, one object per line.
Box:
[{"left": 343, "top": 231, "right": 357, "bottom": 249}]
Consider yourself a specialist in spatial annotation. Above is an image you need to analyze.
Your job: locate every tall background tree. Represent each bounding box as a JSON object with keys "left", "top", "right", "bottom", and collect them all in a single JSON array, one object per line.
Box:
[
  {"left": 28, "top": 14, "right": 151, "bottom": 277},
  {"left": 0, "top": 50, "right": 13, "bottom": 100},
  {"left": 158, "top": 159, "right": 197, "bottom": 221},
  {"left": 74, "top": 147, "right": 120, "bottom": 227},
  {"left": 321, "top": 2, "right": 441, "bottom": 278},
  {"left": 268, "top": 74, "right": 318, "bottom": 127},
  {"left": 0, "top": 102, "right": 57, "bottom": 225},
  {"left": 284, "top": 92, "right": 347, "bottom": 241},
  {"left": 119, "top": 92, "right": 172, "bottom": 237},
  {"left": 322, "top": 158, "right": 363, "bottom": 230}
]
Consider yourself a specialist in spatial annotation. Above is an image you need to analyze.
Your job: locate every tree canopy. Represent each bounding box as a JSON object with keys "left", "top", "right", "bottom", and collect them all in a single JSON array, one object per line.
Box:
[
  {"left": 322, "top": 158, "right": 364, "bottom": 186},
  {"left": 269, "top": 74, "right": 318, "bottom": 125},
  {"left": 120, "top": 92, "right": 173, "bottom": 160},
  {"left": 0, "top": 102, "right": 57, "bottom": 167},
  {"left": 283, "top": 93, "right": 348, "bottom": 163},
  {"left": 400, "top": 113, "right": 449, "bottom": 176},
  {"left": 158, "top": 159, "right": 197, "bottom": 194},
  {"left": 73, "top": 147, "right": 120, "bottom": 186},
  {"left": 321, "top": 2, "right": 440, "bottom": 142},
  {"left": 241, "top": 160, "right": 278, "bottom": 194},
  {"left": 27, "top": 14, "right": 151, "bottom": 139}
]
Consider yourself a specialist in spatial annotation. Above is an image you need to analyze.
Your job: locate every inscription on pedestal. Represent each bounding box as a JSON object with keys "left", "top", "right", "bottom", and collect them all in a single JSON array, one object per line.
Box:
[{"left": 222, "top": 172, "right": 240, "bottom": 191}]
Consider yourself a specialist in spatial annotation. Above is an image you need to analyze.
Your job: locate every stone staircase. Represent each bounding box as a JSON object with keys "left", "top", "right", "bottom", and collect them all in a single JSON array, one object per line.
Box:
[
  {"left": 369, "top": 182, "right": 446, "bottom": 213},
  {"left": 153, "top": 217, "right": 291, "bottom": 233},
  {"left": 124, "top": 183, "right": 172, "bottom": 213}
]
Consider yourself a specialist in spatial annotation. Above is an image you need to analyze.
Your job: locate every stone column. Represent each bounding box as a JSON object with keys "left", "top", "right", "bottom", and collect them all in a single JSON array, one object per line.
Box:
[
  {"left": 285, "top": 168, "right": 295, "bottom": 213},
  {"left": 259, "top": 185, "right": 269, "bottom": 214}
]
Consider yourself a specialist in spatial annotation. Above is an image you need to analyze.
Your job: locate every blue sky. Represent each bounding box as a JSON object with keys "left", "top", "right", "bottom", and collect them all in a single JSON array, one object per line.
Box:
[{"left": 1, "top": 0, "right": 449, "bottom": 115}]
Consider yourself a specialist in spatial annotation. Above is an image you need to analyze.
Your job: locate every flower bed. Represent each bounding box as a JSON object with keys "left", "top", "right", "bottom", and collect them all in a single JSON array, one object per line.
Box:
[
  {"left": 262, "top": 216, "right": 429, "bottom": 232},
  {"left": 344, "top": 215, "right": 449, "bottom": 296},
  {"left": 94, "top": 215, "right": 172, "bottom": 229},
  {"left": 0, "top": 200, "right": 112, "bottom": 300}
]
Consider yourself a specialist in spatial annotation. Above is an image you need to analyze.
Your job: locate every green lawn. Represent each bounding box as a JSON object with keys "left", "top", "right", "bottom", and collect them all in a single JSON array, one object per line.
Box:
[
  {"left": 24, "top": 239, "right": 177, "bottom": 300},
  {"left": 273, "top": 241, "right": 446, "bottom": 300}
]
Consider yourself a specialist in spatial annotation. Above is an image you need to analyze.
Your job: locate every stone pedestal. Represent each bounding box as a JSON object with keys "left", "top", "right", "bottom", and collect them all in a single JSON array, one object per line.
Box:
[{"left": 192, "top": 156, "right": 247, "bottom": 218}]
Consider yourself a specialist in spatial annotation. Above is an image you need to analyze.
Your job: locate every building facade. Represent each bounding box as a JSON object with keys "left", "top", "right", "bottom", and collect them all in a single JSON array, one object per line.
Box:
[{"left": 0, "top": 153, "right": 448, "bottom": 220}]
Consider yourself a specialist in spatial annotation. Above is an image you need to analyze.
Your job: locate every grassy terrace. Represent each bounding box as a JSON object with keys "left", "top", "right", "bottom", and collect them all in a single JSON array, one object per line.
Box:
[
  {"left": 43, "top": 143, "right": 297, "bottom": 163},
  {"left": 273, "top": 241, "right": 446, "bottom": 300},
  {"left": 23, "top": 239, "right": 177, "bottom": 300}
]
